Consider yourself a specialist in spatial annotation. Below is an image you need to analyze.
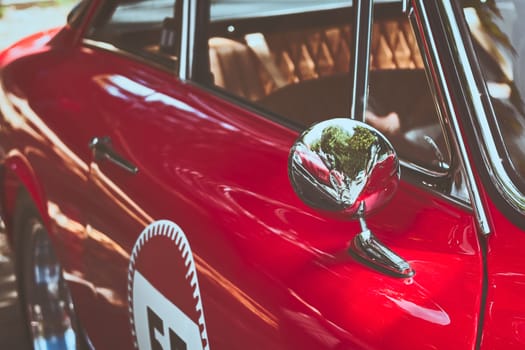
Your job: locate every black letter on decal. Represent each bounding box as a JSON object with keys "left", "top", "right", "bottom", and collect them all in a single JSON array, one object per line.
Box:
[
  {"left": 147, "top": 306, "right": 164, "bottom": 350},
  {"left": 169, "top": 328, "right": 187, "bottom": 350}
]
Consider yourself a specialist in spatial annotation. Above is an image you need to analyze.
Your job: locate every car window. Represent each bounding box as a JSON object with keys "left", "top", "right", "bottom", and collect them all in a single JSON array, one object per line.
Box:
[
  {"left": 85, "top": 0, "right": 181, "bottom": 70},
  {"left": 463, "top": 0, "right": 525, "bottom": 193},
  {"left": 196, "top": 0, "right": 451, "bottom": 176}
]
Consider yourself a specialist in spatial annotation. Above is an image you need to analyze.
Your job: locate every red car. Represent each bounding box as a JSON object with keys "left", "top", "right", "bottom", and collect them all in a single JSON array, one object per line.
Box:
[{"left": 1, "top": 0, "right": 525, "bottom": 349}]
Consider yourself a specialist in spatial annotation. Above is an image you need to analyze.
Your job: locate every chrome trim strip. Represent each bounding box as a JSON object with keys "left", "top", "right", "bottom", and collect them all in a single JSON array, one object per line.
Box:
[
  {"left": 430, "top": 185, "right": 472, "bottom": 211},
  {"left": 402, "top": 0, "right": 409, "bottom": 13},
  {"left": 441, "top": 1, "right": 525, "bottom": 214},
  {"left": 188, "top": 0, "right": 197, "bottom": 78},
  {"left": 413, "top": 0, "right": 491, "bottom": 234},
  {"left": 83, "top": 39, "right": 122, "bottom": 53},
  {"left": 179, "top": 0, "right": 190, "bottom": 80},
  {"left": 82, "top": 39, "right": 175, "bottom": 75},
  {"left": 399, "top": 159, "right": 447, "bottom": 178},
  {"left": 179, "top": 0, "right": 196, "bottom": 80},
  {"left": 408, "top": 9, "right": 455, "bottom": 181},
  {"left": 350, "top": 0, "right": 373, "bottom": 122}
]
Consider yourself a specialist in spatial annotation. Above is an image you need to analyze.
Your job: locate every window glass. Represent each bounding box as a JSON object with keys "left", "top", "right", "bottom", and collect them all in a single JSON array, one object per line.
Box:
[
  {"left": 86, "top": 0, "right": 180, "bottom": 69},
  {"left": 464, "top": 0, "right": 525, "bottom": 189},
  {"left": 200, "top": 0, "right": 450, "bottom": 175}
]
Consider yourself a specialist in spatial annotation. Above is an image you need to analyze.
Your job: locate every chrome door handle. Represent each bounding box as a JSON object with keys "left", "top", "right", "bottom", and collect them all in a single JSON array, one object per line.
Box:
[{"left": 88, "top": 136, "right": 138, "bottom": 174}]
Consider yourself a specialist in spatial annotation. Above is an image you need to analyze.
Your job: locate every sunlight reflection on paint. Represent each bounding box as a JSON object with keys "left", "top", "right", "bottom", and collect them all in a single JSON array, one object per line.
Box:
[{"left": 384, "top": 295, "right": 451, "bottom": 326}]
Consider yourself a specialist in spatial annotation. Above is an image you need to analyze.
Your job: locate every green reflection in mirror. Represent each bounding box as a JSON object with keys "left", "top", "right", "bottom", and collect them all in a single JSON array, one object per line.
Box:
[{"left": 311, "top": 125, "right": 377, "bottom": 179}]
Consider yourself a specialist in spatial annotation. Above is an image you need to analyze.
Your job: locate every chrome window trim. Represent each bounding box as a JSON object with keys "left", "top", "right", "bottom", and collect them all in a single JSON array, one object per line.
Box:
[
  {"left": 407, "top": 12, "right": 454, "bottom": 180},
  {"left": 430, "top": 186, "right": 472, "bottom": 211},
  {"left": 349, "top": 0, "right": 373, "bottom": 123},
  {"left": 411, "top": 0, "right": 491, "bottom": 234},
  {"left": 179, "top": 0, "right": 196, "bottom": 80},
  {"left": 81, "top": 39, "right": 177, "bottom": 75},
  {"left": 399, "top": 159, "right": 448, "bottom": 178},
  {"left": 442, "top": 1, "right": 525, "bottom": 215}
]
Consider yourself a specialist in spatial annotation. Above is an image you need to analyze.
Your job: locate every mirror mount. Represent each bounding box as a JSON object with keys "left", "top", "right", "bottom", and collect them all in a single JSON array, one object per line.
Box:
[{"left": 350, "top": 202, "right": 414, "bottom": 278}]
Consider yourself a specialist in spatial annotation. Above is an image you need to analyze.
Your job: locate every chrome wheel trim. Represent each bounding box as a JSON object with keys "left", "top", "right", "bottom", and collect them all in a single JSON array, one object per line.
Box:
[{"left": 24, "top": 219, "right": 77, "bottom": 350}]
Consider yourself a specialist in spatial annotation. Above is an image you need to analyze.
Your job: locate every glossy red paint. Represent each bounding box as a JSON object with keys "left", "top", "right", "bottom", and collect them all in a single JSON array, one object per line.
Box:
[
  {"left": 479, "top": 197, "right": 525, "bottom": 349},
  {"left": 0, "top": 28, "right": 62, "bottom": 66},
  {"left": 0, "top": 30, "right": 485, "bottom": 349}
]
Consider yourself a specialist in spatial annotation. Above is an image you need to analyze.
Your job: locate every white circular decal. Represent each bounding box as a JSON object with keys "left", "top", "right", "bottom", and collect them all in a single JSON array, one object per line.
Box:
[{"left": 128, "top": 220, "right": 209, "bottom": 350}]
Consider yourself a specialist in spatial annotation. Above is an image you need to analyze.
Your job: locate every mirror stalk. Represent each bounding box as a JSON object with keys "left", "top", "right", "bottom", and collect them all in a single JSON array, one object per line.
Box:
[{"left": 350, "top": 202, "right": 415, "bottom": 278}]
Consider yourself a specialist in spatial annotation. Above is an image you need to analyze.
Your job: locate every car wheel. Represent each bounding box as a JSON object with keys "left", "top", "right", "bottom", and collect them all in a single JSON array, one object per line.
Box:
[{"left": 15, "top": 203, "right": 79, "bottom": 350}]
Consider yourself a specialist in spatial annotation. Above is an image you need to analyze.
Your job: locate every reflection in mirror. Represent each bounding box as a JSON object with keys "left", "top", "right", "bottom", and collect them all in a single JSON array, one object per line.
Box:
[{"left": 289, "top": 118, "right": 399, "bottom": 219}]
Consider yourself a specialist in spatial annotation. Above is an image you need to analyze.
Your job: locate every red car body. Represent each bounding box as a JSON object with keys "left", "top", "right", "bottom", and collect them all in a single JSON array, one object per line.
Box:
[{"left": 0, "top": 0, "right": 524, "bottom": 349}]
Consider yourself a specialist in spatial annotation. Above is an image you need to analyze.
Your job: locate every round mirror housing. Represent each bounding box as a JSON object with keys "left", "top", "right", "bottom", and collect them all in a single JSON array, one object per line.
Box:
[{"left": 288, "top": 118, "right": 400, "bottom": 219}]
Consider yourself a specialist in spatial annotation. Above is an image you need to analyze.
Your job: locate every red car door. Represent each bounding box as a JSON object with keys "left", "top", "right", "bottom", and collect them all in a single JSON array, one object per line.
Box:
[
  {"left": 75, "top": 60, "right": 484, "bottom": 350},
  {"left": 61, "top": 0, "right": 485, "bottom": 349}
]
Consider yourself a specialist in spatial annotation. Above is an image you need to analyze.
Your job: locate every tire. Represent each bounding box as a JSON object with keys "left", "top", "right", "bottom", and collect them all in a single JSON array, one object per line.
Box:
[{"left": 14, "top": 195, "right": 81, "bottom": 350}]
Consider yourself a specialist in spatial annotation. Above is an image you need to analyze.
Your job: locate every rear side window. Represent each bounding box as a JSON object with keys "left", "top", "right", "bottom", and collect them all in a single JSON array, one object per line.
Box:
[{"left": 86, "top": 0, "right": 181, "bottom": 70}]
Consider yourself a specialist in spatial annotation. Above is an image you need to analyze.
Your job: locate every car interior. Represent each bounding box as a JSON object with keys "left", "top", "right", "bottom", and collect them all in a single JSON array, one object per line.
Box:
[{"left": 205, "top": 1, "right": 449, "bottom": 175}]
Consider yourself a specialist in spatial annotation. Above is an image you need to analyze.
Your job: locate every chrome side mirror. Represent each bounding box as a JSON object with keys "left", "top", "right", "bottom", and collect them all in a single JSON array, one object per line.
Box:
[{"left": 289, "top": 118, "right": 414, "bottom": 278}]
